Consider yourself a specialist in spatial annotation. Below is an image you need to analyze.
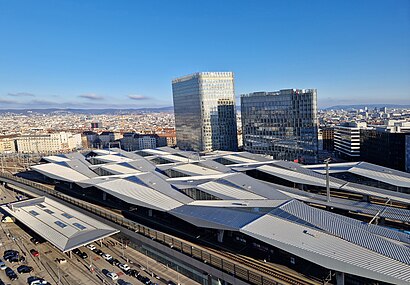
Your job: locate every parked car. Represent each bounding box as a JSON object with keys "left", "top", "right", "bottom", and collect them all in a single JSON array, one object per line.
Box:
[
  {"left": 28, "top": 276, "right": 49, "bottom": 285},
  {"left": 110, "top": 258, "right": 120, "bottom": 266},
  {"left": 102, "top": 253, "right": 112, "bottom": 261},
  {"left": 127, "top": 269, "right": 139, "bottom": 277},
  {"left": 17, "top": 265, "right": 33, "bottom": 274},
  {"left": 3, "top": 250, "right": 18, "bottom": 260},
  {"left": 30, "top": 249, "right": 39, "bottom": 257},
  {"left": 30, "top": 237, "right": 40, "bottom": 245},
  {"left": 86, "top": 244, "right": 96, "bottom": 251},
  {"left": 119, "top": 263, "right": 130, "bottom": 272},
  {"left": 0, "top": 260, "right": 6, "bottom": 270},
  {"left": 72, "top": 248, "right": 81, "bottom": 255},
  {"left": 5, "top": 267, "right": 17, "bottom": 281},
  {"left": 0, "top": 277, "right": 5, "bottom": 285},
  {"left": 80, "top": 252, "right": 88, "bottom": 259},
  {"left": 138, "top": 275, "right": 151, "bottom": 285},
  {"left": 106, "top": 272, "right": 118, "bottom": 280},
  {"left": 94, "top": 249, "right": 103, "bottom": 255},
  {"left": 56, "top": 258, "right": 67, "bottom": 264},
  {"left": 8, "top": 255, "right": 24, "bottom": 263}
]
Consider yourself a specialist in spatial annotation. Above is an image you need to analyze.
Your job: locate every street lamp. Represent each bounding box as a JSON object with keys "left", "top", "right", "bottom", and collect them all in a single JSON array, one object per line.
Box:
[{"left": 324, "top": 158, "right": 331, "bottom": 202}]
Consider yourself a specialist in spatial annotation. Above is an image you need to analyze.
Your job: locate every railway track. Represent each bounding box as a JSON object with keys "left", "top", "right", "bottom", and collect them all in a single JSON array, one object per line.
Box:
[{"left": 201, "top": 245, "right": 321, "bottom": 285}]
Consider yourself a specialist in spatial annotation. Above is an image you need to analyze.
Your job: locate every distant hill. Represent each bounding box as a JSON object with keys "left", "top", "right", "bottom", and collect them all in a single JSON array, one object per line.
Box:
[
  {"left": 322, "top": 104, "right": 410, "bottom": 110},
  {"left": 0, "top": 106, "right": 174, "bottom": 115}
]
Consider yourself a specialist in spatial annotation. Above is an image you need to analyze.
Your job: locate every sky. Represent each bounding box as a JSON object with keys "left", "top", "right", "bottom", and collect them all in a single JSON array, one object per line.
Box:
[{"left": 0, "top": 0, "right": 409, "bottom": 109}]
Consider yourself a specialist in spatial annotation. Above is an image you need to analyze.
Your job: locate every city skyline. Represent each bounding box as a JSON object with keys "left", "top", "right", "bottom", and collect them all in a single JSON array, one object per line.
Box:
[{"left": 1, "top": 0, "right": 409, "bottom": 109}]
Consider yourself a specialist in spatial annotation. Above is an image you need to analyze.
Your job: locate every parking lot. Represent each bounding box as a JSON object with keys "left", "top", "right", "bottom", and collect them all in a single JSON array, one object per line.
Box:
[{"left": 0, "top": 184, "right": 199, "bottom": 285}]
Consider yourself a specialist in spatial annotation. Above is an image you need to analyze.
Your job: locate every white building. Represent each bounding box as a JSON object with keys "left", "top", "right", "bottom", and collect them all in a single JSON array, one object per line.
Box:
[
  {"left": 334, "top": 122, "right": 368, "bottom": 160},
  {"left": 15, "top": 132, "right": 82, "bottom": 153}
]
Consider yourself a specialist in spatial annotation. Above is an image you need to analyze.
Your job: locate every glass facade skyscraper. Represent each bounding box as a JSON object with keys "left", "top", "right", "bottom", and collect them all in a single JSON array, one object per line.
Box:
[
  {"left": 241, "top": 89, "right": 318, "bottom": 163},
  {"left": 172, "top": 72, "right": 238, "bottom": 152}
]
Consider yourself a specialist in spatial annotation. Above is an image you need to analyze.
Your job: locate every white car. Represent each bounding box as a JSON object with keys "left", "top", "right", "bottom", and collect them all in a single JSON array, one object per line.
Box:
[
  {"left": 0, "top": 260, "right": 6, "bottom": 270},
  {"left": 30, "top": 278, "right": 48, "bottom": 285},
  {"left": 102, "top": 253, "right": 112, "bottom": 261},
  {"left": 106, "top": 272, "right": 118, "bottom": 280},
  {"left": 86, "top": 244, "right": 96, "bottom": 251},
  {"left": 119, "top": 263, "right": 130, "bottom": 271}
]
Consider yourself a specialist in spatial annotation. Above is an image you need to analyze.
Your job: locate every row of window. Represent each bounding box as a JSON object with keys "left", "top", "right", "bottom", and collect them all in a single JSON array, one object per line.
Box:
[{"left": 28, "top": 206, "right": 86, "bottom": 230}]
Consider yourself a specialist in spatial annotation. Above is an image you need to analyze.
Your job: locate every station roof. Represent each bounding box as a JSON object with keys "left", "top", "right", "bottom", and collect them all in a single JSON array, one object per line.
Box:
[
  {"left": 1, "top": 197, "right": 119, "bottom": 252},
  {"left": 31, "top": 163, "right": 91, "bottom": 182},
  {"left": 91, "top": 154, "right": 134, "bottom": 163},
  {"left": 305, "top": 161, "right": 410, "bottom": 188},
  {"left": 96, "top": 163, "right": 142, "bottom": 175},
  {"left": 256, "top": 164, "right": 344, "bottom": 188},
  {"left": 241, "top": 214, "right": 410, "bottom": 285},
  {"left": 29, "top": 149, "right": 410, "bottom": 284}
]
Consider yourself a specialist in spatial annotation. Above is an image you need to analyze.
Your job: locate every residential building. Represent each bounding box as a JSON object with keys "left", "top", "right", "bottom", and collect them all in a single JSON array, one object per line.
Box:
[
  {"left": 119, "top": 133, "right": 159, "bottom": 151},
  {"left": 241, "top": 89, "right": 318, "bottom": 163},
  {"left": 82, "top": 131, "right": 99, "bottom": 148},
  {"left": 99, "top": 131, "right": 123, "bottom": 148},
  {"left": 0, "top": 136, "right": 17, "bottom": 153},
  {"left": 172, "top": 72, "right": 238, "bottom": 152},
  {"left": 15, "top": 132, "right": 82, "bottom": 153},
  {"left": 334, "top": 122, "right": 368, "bottom": 160}
]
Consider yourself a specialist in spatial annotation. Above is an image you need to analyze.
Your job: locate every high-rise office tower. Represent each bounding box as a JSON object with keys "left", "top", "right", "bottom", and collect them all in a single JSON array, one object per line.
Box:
[
  {"left": 241, "top": 89, "right": 318, "bottom": 163},
  {"left": 172, "top": 72, "right": 238, "bottom": 152}
]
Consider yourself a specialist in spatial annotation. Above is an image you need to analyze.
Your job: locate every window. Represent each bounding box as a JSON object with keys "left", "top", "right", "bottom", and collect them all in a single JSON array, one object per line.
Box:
[
  {"left": 73, "top": 223, "right": 86, "bottom": 230},
  {"left": 61, "top": 213, "right": 73, "bottom": 219},
  {"left": 55, "top": 221, "right": 67, "bottom": 228},
  {"left": 37, "top": 204, "right": 46, "bottom": 208},
  {"left": 29, "top": 210, "right": 39, "bottom": 216},
  {"left": 44, "top": 209, "right": 54, "bottom": 215}
]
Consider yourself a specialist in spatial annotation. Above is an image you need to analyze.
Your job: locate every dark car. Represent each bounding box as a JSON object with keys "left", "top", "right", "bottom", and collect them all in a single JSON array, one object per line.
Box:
[
  {"left": 5, "top": 267, "right": 18, "bottom": 281},
  {"left": 72, "top": 248, "right": 81, "bottom": 255},
  {"left": 8, "top": 255, "right": 24, "bottom": 263},
  {"left": 127, "top": 269, "right": 139, "bottom": 277},
  {"left": 96, "top": 250, "right": 104, "bottom": 256},
  {"left": 0, "top": 278, "right": 5, "bottom": 285},
  {"left": 3, "top": 250, "right": 18, "bottom": 260},
  {"left": 167, "top": 281, "right": 177, "bottom": 285},
  {"left": 110, "top": 258, "right": 120, "bottom": 266},
  {"left": 17, "top": 265, "right": 33, "bottom": 274},
  {"left": 80, "top": 252, "right": 88, "bottom": 259},
  {"left": 30, "top": 237, "right": 40, "bottom": 245},
  {"left": 3, "top": 250, "right": 17, "bottom": 256},
  {"left": 138, "top": 275, "right": 151, "bottom": 284}
]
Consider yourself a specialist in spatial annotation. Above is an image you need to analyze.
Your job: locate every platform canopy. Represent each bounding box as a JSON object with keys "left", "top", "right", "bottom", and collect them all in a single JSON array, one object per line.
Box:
[{"left": 1, "top": 196, "right": 119, "bottom": 252}]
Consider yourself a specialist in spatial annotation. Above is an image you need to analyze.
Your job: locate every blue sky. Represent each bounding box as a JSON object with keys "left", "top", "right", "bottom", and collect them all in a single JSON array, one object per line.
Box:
[{"left": 0, "top": 0, "right": 409, "bottom": 109}]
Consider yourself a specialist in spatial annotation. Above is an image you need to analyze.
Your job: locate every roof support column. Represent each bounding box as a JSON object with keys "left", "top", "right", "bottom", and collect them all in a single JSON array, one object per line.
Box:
[
  {"left": 336, "top": 271, "right": 345, "bottom": 285},
  {"left": 362, "top": 195, "right": 370, "bottom": 202},
  {"left": 217, "top": 230, "right": 224, "bottom": 243}
]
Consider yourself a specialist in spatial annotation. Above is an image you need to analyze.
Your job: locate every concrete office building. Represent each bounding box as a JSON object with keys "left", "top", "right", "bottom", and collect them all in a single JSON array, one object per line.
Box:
[
  {"left": 334, "top": 122, "right": 368, "bottom": 161},
  {"left": 172, "top": 72, "right": 238, "bottom": 152},
  {"left": 241, "top": 89, "right": 318, "bottom": 163},
  {"left": 361, "top": 120, "right": 410, "bottom": 172}
]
